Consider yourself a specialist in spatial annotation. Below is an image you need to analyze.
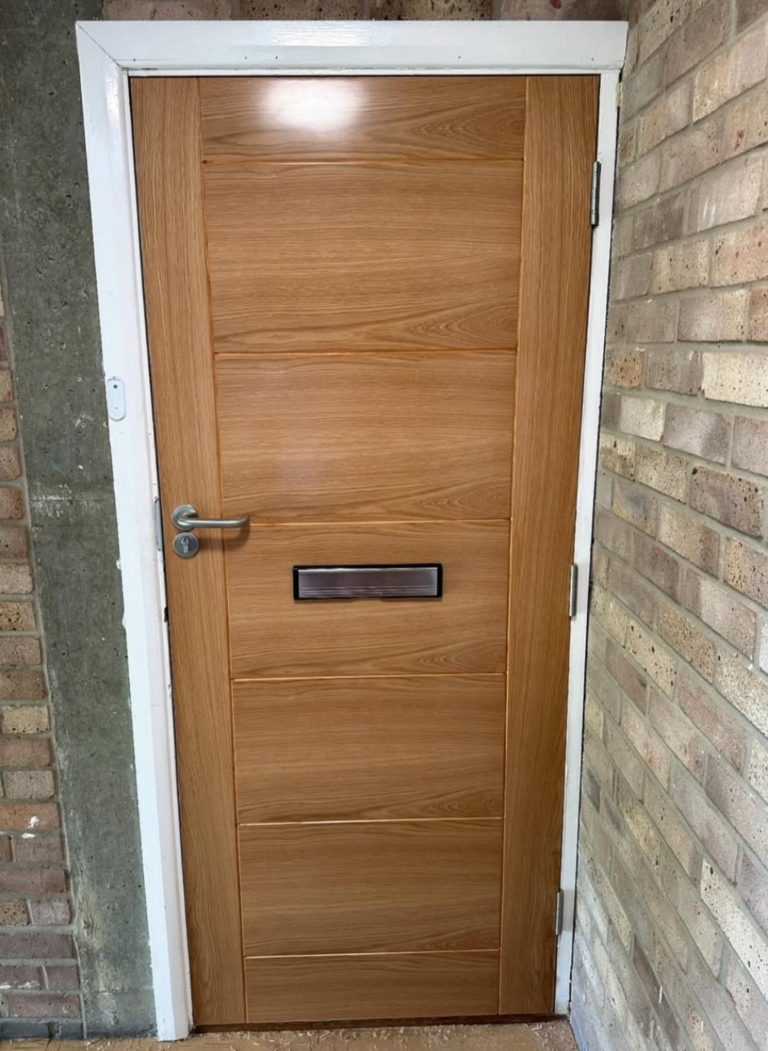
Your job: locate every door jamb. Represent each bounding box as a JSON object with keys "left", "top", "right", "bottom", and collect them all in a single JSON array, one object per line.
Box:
[{"left": 76, "top": 20, "right": 625, "bottom": 1039}]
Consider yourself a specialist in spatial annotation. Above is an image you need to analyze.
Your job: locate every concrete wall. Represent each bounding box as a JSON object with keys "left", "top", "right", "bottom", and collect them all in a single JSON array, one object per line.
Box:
[
  {"left": 572, "top": 2, "right": 768, "bottom": 1050},
  {"left": 0, "top": 0, "right": 153, "bottom": 1037}
]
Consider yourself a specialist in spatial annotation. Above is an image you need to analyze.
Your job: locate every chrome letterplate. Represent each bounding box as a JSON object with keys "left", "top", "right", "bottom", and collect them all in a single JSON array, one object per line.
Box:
[{"left": 293, "top": 564, "right": 442, "bottom": 600}]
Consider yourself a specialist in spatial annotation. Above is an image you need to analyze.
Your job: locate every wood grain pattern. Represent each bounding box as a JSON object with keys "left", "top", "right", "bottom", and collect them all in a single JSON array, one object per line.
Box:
[
  {"left": 226, "top": 521, "right": 510, "bottom": 679},
  {"left": 200, "top": 76, "right": 526, "bottom": 161},
  {"left": 204, "top": 161, "right": 521, "bottom": 352},
  {"left": 135, "top": 73, "right": 596, "bottom": 1025},
  {"left": 239, "top": 819, "right": 502, "bottom": 956},
  {"left": 216, "top": 352, "right": 516, "bottom": 522},
  {"left": 131, "top": 79, "right": 245, "bottom": 1024},
  {"left": 233, "top": 675, "right": 506, "bottom": 823},
  {"left": 499, "top": 77, "right": 598, "bottom": 1014},
  {"left": 245, "top": 951, "right": 500, "bottom": 1023}
]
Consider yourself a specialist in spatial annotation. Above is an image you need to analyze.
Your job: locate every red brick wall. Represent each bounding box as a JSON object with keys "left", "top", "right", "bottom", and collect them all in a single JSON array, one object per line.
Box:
[
  {"left": 0, "top": 285, "right": 79, "bottom": 1034},
  {"left": 573, "top": 2, "right": 768, "bottom": 1050}
]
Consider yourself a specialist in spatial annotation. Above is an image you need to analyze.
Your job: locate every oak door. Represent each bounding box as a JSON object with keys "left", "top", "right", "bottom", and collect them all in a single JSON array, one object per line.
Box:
[{"left": 132, "top": 75, "right": 597, "bottom": 1027}]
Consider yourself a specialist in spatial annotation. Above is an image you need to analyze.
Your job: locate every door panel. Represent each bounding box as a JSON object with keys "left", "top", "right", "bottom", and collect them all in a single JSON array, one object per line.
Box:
[
  {"left": 132, "top": 74, "right": 598, "bottom": 1026},
  {"left": 200, "top": 76, "right": 526, "bottom": 160},
  {"left": 239, "top": 819, "right": 503, "bottom": 956},
  {"left": 216, "top": 351, "right": 516, "bottom": 522},
  {"left": 233, "top": 675, "right": 506, "bottom": 823},
  {"left": 245, "top": 952, "right": 500, "bottom": 1023},
  {"left": 204, "top": 161, "right": 521, "bottom": 352},
  {"left": 227, "top": 521, "right": 510, "bottom": 678}
]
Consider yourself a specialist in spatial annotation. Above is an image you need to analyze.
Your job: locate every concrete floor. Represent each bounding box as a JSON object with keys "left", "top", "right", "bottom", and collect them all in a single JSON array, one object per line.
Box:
[{"left": 3, "top": 1022, "right": 578, "bottom": 1051}]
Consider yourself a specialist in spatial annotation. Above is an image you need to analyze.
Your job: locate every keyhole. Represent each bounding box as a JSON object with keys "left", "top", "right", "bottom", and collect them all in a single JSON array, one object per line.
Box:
[{"left": 173, "top": 531, "right": 199, "bottom": 558}]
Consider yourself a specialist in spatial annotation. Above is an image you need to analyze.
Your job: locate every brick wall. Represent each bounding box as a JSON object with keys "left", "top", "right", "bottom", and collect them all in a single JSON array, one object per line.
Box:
[
  {"left": 0, "top": 279, "right": 79, "bottom": 1034},
  {"left": 572, "top": 2, "right": 768, "bottom": 1050}
]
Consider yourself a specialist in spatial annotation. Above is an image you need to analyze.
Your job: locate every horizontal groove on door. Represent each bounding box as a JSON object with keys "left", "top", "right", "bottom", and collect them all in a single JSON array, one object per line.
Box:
[
  {"left": 233, "top": 675, "right": 505, "bottom": 823},
  {"left": 204, "top": 158, "right": 525, "bottom": 166},
  {"left": 224, "top": 520, "right": 511, "bottom": 528},
  {"left": 232, "top": 673, "right": 508, "bottom": 682},
  {"left": 216, "top": 351, "right": 515, "bottom": 523},
  {"left": 200, "top": 76, "right": 526, "bottom": 161},
  {"left": 239, "top": 819, "right": 503, "bottom": 957},
  {"left": 226, "top": 521, "right": 511, "bottom": 679},
  {"left": 240, "top": 818, "right": 503, "bottom": 826},
  {"left": 245, "top": 951, "right": 500, "bottom": 1024},
  {"left": 213, "top": 347, "right": 520, "bottom": 356},
  {"left": 204, "top": 161, "right": 521, "bottom": 353}
]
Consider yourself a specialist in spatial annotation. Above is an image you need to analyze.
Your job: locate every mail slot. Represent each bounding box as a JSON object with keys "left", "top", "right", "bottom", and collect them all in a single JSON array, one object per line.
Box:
[{"left": 293, "top": 564, "right": 443, "bottom": 600}]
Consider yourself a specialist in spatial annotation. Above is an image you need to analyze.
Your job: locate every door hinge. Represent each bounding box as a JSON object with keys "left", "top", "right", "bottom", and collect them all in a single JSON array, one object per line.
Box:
[
  {"left": 568, "top": 564, "right": 578, "bottom": 619},
  {"left": 590, "top": 160, "right": 601, "bottom": 228},
  {"left": 555, "top": 889, "right": 565, "bottom": 936},
  {"left": 154, "top": 497, "right": 163, "bottom": 552}
]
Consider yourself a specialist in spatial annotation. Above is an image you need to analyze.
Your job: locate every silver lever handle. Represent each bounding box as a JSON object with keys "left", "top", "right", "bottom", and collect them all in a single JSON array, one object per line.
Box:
[{"left": 171, "top": 503, "right": 249, "bottom": 532}]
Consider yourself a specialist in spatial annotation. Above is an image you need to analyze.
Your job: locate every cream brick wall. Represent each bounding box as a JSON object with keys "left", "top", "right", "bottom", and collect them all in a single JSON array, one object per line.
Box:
[{"left": 573, "top": 2, "right": 768, "bottom": 1050}]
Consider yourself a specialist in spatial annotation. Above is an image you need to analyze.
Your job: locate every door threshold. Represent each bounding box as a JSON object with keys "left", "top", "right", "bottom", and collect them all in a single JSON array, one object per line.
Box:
[{"left": 197, "top": 1014, "right": 561, "bottom": 1032}]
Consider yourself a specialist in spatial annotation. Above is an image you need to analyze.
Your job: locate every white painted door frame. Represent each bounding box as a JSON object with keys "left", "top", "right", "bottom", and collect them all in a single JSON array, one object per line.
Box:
[{"left": 76, "top": 20, "right": 625, "bottom": 1039}]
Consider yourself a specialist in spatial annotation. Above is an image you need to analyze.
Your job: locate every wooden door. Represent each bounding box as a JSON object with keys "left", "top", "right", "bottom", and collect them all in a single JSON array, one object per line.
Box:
[{"left": 131, "top": 75, "right": 597, "bottom": 1027}]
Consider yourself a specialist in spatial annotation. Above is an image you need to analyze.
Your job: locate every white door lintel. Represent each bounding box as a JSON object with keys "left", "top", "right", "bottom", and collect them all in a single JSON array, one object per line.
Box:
[{"left": 76, "top": 20, "right": 625, "bottom": 1039}]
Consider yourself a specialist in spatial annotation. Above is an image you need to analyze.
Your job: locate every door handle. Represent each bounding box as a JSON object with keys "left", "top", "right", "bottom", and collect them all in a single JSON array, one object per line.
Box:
[{"left": 171, "top": 504, "right": 250, "bottom": 531}]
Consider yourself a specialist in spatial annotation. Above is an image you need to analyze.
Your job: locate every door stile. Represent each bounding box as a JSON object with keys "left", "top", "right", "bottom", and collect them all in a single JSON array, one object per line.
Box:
[
  {"left": 131, "top": 77, "right": 247, "bottom": 1025},
  {"left": 499, "top": 75, "right": 598, "bottom": 1013}
]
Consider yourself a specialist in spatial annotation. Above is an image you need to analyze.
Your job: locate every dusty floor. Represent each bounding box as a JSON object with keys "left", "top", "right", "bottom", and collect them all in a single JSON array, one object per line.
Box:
[{"left": 2, "top": 1022, "right": 578, "bottom": 1051}]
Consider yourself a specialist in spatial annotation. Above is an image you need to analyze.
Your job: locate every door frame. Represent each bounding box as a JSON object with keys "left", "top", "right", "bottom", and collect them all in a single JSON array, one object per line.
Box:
[{"left": 76, "top": 19, "right": 626, "bottom": 1040}]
